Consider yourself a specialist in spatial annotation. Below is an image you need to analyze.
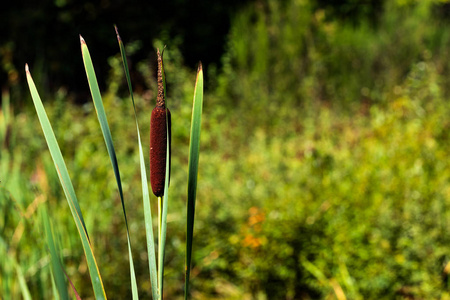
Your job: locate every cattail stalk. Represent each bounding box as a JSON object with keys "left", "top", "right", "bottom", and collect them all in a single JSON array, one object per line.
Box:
[{"left": 150, "top": 49, "right": 171, "bottom": 197}]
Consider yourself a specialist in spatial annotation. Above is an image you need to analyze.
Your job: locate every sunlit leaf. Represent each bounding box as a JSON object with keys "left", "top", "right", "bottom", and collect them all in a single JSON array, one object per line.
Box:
[
  {"left": 80, "top": 36, "right": 139, "bottom": 299},
  {"left": 115, "top": 26, "right": 158, "bottom": 300},
  {"left": 185, "top": 63, "right": 204, "bottom": 299},
  {"left": 26, "top": 64, "right": 107, "bottom": 300}
]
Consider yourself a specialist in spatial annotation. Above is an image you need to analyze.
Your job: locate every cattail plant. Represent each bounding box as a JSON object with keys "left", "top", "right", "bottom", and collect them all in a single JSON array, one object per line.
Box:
[
  {"left": 26, "top": 26, "right": 203, "bottom": 300},
  {"left": 150, "top": 48, "right": 172, "bottom": 300},
  {"left": 150, "top": 49, "right": 171, "bottom": 198}
]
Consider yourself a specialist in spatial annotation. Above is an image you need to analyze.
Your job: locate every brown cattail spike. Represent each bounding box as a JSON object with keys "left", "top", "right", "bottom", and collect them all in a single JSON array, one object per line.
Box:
[
  {"left": 150, "top": 49, "right": 171, "bottom": 197},
  {"left": 156, "top": 49, "right": 165, "bottom": 108}
]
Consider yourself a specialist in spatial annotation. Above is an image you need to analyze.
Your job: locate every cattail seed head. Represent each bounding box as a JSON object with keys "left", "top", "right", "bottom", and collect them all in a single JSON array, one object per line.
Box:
[{"left": 150, "top": 49, "right": 171, "bottom": 197}]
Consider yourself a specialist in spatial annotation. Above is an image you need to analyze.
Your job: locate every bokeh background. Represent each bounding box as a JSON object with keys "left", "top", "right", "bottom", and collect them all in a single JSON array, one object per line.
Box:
[{"left": 1, "top": 0, "right": 450, "bottom": 299}]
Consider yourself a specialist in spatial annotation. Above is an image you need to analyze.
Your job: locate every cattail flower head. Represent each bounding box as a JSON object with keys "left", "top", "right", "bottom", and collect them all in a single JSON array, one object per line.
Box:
[{"left": 150, "top": 49, "right": 171, "bottom": 197}]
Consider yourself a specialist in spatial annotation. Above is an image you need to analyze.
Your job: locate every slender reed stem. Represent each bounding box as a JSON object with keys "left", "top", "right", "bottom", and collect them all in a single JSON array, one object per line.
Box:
[{"left": 157, "top": 196, "right": 163, "bottom": 299}]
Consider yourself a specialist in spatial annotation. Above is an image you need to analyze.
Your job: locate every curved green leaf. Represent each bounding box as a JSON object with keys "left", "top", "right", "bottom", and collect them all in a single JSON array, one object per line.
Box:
[
  {"left": 80, "top": 36, "right": 138, "bottom": 299},
  {"left": 115, "top": 26, "right": 158, "bottom": 300},
  {"left": 25, "top": 64, "right": 107, "bottom": 300}
]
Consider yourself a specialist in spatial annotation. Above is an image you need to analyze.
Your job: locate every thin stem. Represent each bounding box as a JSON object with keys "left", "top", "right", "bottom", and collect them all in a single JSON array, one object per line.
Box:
[{"left": 157, "top": 196, "right": 163, "bottom": 299}]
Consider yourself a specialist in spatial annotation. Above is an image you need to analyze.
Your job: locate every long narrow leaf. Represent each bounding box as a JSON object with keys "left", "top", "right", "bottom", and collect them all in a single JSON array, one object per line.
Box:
[
  {"left": 185, "top": 63, "right": 204, "bottom": 299},
  {"left": 80, "top": 36, "right": 139, "bottom": 299},
  {"left": 25, "top": 64, "right": 107, "bottom": 299},
  {"left": 16, "top": 263, "right": 32, "bottom": 300},
  {"left": 115, "top": 26, "right": 159, "bottom": 300},
  {"left": 50, "top": 270, "right": 61, "bottom": 300},
  {"left": 42, "top": 209, "right": 81, "bottom": 300},
  {"left": 159, "top": 111, "right": 170, "bottom": 299},
  {"left": 42, "top": 208, "right": 69, "bottom": 300}
]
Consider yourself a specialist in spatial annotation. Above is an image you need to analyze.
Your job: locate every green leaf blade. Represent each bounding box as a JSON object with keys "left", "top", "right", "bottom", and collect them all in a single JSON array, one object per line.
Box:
[
  {"left": 42, "top": 208, "right": 69, "bottom": 300},
  {"left": 185, "top": 63, "right": 204, "bottom": 299},
  {"left": 115, "top": 26, "right": 159, "bottom": 300},
  {"left": 158, "top": 110, "right": 171, "bottom": 299},
  {"left": 25, "top": 64, "right": 107, "bottom": 300},
  {"left": 80, "top": 36, "right": 139, "bottom": 299}
]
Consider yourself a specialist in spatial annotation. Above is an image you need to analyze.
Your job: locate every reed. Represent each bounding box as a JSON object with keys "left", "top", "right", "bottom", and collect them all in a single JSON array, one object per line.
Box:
[{"left": 26, "top": 27, "right": 204, "bottom": 299}]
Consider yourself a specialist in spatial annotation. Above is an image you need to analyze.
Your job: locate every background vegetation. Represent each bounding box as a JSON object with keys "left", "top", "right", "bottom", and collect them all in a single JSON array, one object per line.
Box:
[{"left": 1, "top": 0, "right": 450, "bottom": 298}]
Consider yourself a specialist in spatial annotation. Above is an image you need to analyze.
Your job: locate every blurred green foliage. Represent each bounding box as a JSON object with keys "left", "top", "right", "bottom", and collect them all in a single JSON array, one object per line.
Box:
[{"left": 1, "top": 0, "right": 450, "bottom": 299}]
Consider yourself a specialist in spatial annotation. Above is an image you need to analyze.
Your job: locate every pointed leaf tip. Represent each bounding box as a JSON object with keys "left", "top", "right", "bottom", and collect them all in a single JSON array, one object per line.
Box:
[
  {"left": 80, "top": 35, "right": 85, "bottom": 44},
  {"left": 114, "top": 25, "right": 121, "bottom": 41},
  {"left": 198, "top": 61, "right": 203, "bottom": 73},
  {"left": 25, "top": 64, "right": 29, "bottom": 72}
]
